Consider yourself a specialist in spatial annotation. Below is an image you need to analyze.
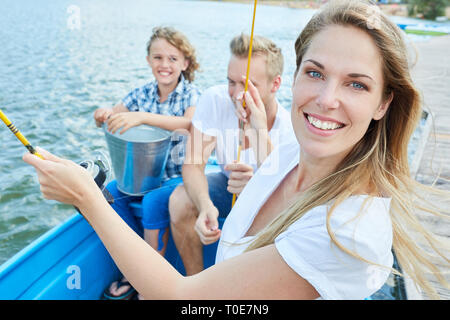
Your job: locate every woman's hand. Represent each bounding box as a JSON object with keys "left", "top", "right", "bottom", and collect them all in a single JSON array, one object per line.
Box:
[
  {"left": 22, "top": 147, "right": 103, "bottom": 211},
  {"left": 106, "top": 112, "right": 144, "bottom": 134}
]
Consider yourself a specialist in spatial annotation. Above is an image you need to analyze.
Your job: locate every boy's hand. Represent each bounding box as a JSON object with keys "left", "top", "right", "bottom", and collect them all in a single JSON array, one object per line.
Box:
[
  {"left": 106, "top": 112, "right": 144, "bottom": 134},
  {"left": 94, "top": 108, "right": 113, "bottom": 127}
]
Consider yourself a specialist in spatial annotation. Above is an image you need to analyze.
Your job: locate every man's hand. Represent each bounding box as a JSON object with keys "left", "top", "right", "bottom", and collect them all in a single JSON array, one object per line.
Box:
[
  {"left": 233, "top": 76, "right": 268, "bottom": 132},
  {"left": 94, "top": 108, "right": 114, "bottom": 127},
  {"left": 194, "top": 205, "right": 221, "bottom": 245},
  {"left": 233, "top": 78, "right": 274, "bottom": 166},
  {"left": 106, "top": 112, "right": 144, "bottom": 134},
  {"left": 225, "top": 161, "right": 253, "bottom": 195}
]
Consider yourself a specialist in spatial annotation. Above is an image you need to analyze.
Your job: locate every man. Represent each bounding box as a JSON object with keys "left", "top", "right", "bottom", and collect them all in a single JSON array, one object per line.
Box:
[{"left": 168, "top": 33, "right": 295, "bottom": 275}]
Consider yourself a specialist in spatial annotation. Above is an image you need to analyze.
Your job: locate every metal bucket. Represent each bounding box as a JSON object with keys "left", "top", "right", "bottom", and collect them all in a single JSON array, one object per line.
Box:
[{"left": 103, "top": 124, "right": 172, "bottom": 196}]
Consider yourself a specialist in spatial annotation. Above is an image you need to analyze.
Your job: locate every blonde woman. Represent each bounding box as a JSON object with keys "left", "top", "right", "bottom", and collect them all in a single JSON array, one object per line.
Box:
[{"left": 24, "top": 0, "right": 449, "bottom": 299}]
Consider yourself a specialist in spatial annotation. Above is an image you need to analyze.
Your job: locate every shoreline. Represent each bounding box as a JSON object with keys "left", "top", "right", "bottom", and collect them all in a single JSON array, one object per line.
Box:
[{"left": 206, "top": 0, "right": 450, "bottom": 19}]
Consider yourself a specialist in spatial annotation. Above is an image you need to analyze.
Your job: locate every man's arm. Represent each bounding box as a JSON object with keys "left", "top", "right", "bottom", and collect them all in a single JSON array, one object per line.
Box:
[
  {"left": 182, "top": 124, "right": 222, "bottom": 243},
  {"left": 182, "top": 124, "right": 216, "bottom": 211}
]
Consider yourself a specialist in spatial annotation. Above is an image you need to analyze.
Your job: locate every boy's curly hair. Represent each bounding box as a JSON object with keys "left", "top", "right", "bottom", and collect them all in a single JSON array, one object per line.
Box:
[{"left": 147, "top": 26, "right": 200, "bottom": 83}]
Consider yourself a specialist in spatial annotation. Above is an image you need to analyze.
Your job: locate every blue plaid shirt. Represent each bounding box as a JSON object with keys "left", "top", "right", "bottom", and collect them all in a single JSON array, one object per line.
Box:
[{"left": 122, "top": 75, "right": 200, "bottom": 180}]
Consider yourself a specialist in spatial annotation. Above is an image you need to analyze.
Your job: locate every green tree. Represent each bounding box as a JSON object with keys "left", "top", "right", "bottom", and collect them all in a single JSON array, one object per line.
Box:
[{"left": 407, "top": 0, "right": 449, "bottom": 20}]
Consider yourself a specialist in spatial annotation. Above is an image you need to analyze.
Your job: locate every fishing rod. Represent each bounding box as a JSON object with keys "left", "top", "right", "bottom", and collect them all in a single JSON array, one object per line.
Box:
[
  {"left": 232, "top": 0, "right": 257, "bottom": 207},
  {"left": 0, "top": 109, "right": 44, "bottom": 159},
  {"left": 0, "top": 108, "right": 114, "bottom": 212}
]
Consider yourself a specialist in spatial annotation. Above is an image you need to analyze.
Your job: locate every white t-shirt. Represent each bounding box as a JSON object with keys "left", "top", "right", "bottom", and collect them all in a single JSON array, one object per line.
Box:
[
  {"left": 192, "top": 85, "right": 295, "bottom": 178},
  {"left": 216, "top": 138, "right": 394, "bottom": 300}
]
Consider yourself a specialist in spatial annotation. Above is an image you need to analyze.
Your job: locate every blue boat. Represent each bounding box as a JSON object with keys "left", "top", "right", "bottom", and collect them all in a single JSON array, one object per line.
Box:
[
  {"left": 0, "top": 209, "right": 225, "bottom": 300},
  {"left": 0, "top": 164, "right": 224, "bottom": 300},
  {"left": 0, "top": 162, "right": 406, "bottom": 300}
]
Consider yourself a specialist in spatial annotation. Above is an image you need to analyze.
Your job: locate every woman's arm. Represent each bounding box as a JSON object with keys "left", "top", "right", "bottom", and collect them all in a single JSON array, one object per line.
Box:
[
  {"left": 83, "top": 196, "right": 318, "bottom": 299},
  {"left": 23, "top": 148, "right": 319, "bottom": 300}
]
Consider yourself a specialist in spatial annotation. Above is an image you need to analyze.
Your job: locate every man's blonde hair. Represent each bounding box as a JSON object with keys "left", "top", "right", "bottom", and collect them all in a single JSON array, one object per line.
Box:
[{"left": 229, "top": 33, "right": 283, "bottom": 80}]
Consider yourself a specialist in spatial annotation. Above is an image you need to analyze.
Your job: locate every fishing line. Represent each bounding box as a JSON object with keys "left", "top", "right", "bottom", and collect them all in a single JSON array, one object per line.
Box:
[
  {"left": 231, "top": 0, "right": 258, "bottom": 208},
  {"left": 173, "top": 1, "right": 259, "bottom": 270}
]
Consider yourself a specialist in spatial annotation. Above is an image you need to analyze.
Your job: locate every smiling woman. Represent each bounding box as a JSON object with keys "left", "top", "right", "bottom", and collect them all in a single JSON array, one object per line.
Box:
[
  {"left": 291, "top": 25, "right": 392, "bottom": 157},
  {"left": 22, "top": 0, "right": 449, "bottom": 300},
  {"left": 242, "top": 0, "right": 450, "bottom": 299}
]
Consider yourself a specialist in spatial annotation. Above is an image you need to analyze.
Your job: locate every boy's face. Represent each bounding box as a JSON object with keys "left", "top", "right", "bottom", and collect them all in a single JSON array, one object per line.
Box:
[
  {"left": 146, "top": 38, "right": 189, "bottom": 89},
  {"left": 227, "top": 54, "right": 275, "bottom": 109}
]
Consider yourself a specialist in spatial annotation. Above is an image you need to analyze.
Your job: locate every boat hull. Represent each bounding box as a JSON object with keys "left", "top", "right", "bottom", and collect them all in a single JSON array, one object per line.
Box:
[{"left": 0, "top": 213, "right": 120, "bottom": 299}]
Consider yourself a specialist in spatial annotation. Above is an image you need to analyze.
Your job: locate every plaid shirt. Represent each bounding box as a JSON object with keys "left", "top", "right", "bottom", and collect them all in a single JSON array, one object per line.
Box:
[{"left": 122, "top": 75, "right": 200, "bottom": 180}]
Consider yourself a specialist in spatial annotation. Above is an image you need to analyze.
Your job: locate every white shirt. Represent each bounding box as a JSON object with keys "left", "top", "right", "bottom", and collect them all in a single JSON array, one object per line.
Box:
[
  {"left": 216, "top": 138, "right": 394, "bottom": 300},
  {"left": 192, "top": 85, "right": 295, "bottom": 178}
]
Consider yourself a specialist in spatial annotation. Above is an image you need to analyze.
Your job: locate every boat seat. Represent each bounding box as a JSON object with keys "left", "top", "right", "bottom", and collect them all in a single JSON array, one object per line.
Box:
[
  {"left": 128, "top": 201, "right": 224, "bottom": 275},
  {"left": 127, "top": 161, "right": 225, "bottom": 275}
]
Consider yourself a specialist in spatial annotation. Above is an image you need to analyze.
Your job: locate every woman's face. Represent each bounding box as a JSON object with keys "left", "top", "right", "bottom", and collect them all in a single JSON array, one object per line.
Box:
[{"left": 291, "top": 25, "right": 392, "bottom": 162}]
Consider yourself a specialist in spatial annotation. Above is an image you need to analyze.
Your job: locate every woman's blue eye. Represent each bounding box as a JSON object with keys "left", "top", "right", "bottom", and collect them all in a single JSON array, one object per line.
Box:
[
  {"left": 351, "top": 82, "right": 367, "bottom": 90},
  {"left": 307, "top": 71, "right": 322, "bottom": 79}
]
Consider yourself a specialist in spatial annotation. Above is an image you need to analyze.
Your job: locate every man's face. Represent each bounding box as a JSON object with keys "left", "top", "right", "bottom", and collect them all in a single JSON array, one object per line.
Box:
[{"left": 227, "top": 54, "right": 274, "bottom": 107}]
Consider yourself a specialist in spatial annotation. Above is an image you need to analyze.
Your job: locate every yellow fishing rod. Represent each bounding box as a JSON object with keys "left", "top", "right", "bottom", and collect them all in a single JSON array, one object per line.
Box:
[
  {"left": 232, "top": 0, "right": 257, "bottom": 207},
  {"left": 0, "top": 109, "right": 44, "bottom": 159}
]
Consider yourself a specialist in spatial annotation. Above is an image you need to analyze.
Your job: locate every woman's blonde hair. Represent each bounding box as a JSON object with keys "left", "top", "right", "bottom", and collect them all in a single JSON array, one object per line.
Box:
[
  {"left": 147, "top": 26, "right": 200, "bottom": 82},
  {"left": 245, "top": 0, "right": 449, "bottom": 299}
]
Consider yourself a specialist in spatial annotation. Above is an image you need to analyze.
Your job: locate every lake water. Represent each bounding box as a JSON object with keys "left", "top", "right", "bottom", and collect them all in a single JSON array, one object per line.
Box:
[{"left": 0, "top": 0, "right": 438, "bottom": 264}]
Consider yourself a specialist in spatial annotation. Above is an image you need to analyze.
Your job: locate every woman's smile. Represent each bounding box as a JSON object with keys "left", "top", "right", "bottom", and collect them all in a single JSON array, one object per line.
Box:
[{"left": 303, "top": 112, "right": 346, "bottom": 137}]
